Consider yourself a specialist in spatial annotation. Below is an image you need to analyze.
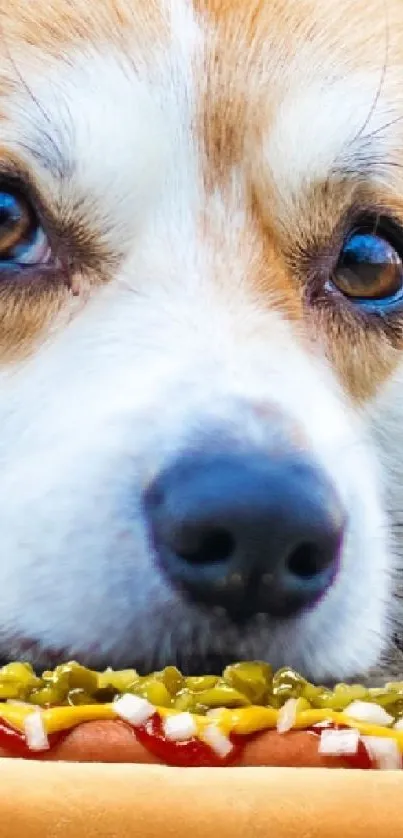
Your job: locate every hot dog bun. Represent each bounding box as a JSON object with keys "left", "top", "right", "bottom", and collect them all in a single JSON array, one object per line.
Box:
[{"left": 0, "top": 760, "right": 402, "bottom": 838}]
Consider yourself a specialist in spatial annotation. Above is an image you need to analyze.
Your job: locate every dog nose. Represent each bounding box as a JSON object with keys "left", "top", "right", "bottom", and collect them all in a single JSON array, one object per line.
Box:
[{"left": 144, "top": 451, "right": 345, "bottom": 620}]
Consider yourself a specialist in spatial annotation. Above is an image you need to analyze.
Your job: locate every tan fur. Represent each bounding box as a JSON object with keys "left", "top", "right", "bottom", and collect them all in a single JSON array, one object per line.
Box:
[
  {"left": 0, "top": 0, "right": 164, "bottom": 56},
  {"left": 0, "top": 279, "right": 68, "bottom": 361}
]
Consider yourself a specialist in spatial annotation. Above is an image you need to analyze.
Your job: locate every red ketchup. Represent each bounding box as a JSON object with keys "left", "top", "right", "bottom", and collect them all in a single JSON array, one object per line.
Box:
[
  {"left": 309, "top": 722, "right": 374, "bottom": 770},
  {"left": 134, "top": 716, "right": 376, "bottom": 769},
  {"left": 133, "top": 714, "right": 378, "bottom": 769},
  {"left": 0, "top": 719, "right": 66, "bottom": 759},
  {"left": 133, "top": 712, "right": 244, "bottom": 767}
]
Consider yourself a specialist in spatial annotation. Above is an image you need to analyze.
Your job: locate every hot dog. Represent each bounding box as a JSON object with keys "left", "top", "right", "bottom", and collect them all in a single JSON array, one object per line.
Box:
[
  {"left": 27, "top": 720, "right": 363, "bottom": 768},
  {"left": 0, "top": 660, "right": 401, "bottom": 770}
]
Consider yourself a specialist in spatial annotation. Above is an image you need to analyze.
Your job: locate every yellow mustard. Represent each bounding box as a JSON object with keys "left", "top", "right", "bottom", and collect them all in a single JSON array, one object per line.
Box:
[{"left": 2, "top": 702, "right": 403, "bottom": 751}]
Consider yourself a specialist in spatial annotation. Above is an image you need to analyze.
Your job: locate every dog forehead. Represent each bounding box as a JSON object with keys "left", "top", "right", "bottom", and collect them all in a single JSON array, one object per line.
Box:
[
  {"left": 0, "top": 0, "right": 392, "bottom": 47},
  {"left": 0, "top": 0, "right": 395, "bottom": 90},
  {"left": 0, "top": 0, "right": 397, "bottom": 202},
  {"left": 2, "top": 0, "right": 398, "bottom": 150}
]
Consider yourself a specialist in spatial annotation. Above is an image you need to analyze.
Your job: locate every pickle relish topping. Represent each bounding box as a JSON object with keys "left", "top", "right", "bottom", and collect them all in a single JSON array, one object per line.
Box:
[{"left": 1, "top": 660, "right": 403, "bottom": 718}]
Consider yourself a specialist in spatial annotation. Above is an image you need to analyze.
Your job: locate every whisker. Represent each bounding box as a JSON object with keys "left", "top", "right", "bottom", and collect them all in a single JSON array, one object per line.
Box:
[
  {"left": 0, "top": 24, "right": 65, "bottom": 177},
  {"left": 344, "top": 0, "right": 390, "bottom": 152}
]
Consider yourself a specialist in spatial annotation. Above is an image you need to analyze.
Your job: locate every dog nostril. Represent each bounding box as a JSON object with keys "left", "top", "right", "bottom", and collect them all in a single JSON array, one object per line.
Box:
[
  {"left": 286, "top": 542, "right": 328, "bottom": 579},
  {"left": 177, "top": 528, "right": 235, "bottom": 565}
]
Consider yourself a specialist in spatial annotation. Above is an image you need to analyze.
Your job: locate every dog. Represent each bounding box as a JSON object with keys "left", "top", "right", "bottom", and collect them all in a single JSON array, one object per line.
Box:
[{"left": 0, "top": 0, "right": 401, "bottom": 684}]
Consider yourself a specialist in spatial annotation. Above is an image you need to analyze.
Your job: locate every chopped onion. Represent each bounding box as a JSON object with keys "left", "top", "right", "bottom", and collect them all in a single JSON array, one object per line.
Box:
[
  {"left": 344, "top": 700, "right": 394, "bottom": 727},
  {"left": 206, "top": 708, "right": 223, "bottom": 720},
  {"left": 319, "top": 728, "right": 359, "bottom": 756},
  {"left": 163, "top": 712, "right": 197, "bottom": 742},
  {"left": 362, "top": 736, "right": 402, "bottom": 770},
  {"left": 277, "top": 698, "right": 298, "bottom": 734},
  {"left": 202, "top": 724, "right": 233, "bottom": 758},
  {"left": 24, "top": 711, "right": 49, "bottom": 751},
  {"left": 394, "top": 719, "right": 403, "bottom": 731},
  {"left": 114, "top": 694, "right": 154, "bottom": 726}
]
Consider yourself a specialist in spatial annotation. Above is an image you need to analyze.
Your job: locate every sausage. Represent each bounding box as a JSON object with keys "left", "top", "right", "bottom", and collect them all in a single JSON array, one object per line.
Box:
[{"left": 0, "top": 719, "right": 352, "bottom": 767}]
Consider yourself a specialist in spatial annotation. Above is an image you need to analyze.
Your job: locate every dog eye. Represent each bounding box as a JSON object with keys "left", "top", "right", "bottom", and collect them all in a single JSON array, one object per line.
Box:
[
  {"left": 334, "top": 229, "right": 403, "bottom": 301},
  {"left": 0, "top": 189, "right": 50, "bottom": 267},
  {"left": 332, "top": 227, "right": 403, "bottom": 305}
]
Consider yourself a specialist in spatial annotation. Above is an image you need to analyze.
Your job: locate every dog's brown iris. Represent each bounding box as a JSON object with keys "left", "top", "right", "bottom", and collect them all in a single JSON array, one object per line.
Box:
[
  {"left": 333, "top": 231, "right": 403, "bottom": 301},
  {"left": 0, "top": 190, "right": 45, "bottom": 264}
]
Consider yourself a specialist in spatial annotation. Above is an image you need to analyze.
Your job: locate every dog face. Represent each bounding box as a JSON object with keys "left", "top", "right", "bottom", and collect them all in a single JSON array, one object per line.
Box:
[{"left": 0, "top": 0, "right": 401, "bottom": 680}]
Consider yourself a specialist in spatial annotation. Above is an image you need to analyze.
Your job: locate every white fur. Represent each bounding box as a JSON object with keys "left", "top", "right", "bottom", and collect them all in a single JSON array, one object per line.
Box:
[
  {"left": 0, "top": 0, "right": 398, "bottom": 680},
  {"left": 261, "top": 75, "right": 399, "bottom": 214}
]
